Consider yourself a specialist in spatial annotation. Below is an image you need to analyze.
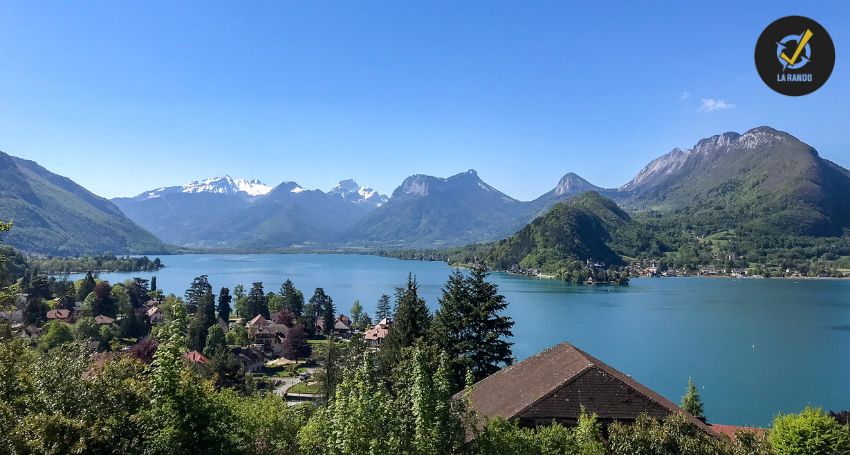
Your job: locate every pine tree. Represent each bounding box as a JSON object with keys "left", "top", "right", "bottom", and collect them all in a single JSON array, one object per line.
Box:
[
  {"left": 464, "top": 264, "right": 514, "bottom": 382},
  {"left": 433, "top": 266, "right": 514, "bottom": 389},
  {"left": 216, "top": 287, "right": 232, "bottom": 323},
  {"left": 308, "top": 288, "right": 333, "bottom": 336},
  {"left": 375, "top": 294, "right": 392, "bottom": 321},
  {"left": 91, "top": 281, "right": 117, "bottom": 317},
  {"left": 681, "top": 377, "right": 705, "bottom": 420},
  {"left": 184, "top": 275, "right": 213, "bottom": 314},
  {"left": 322, "top": 294, "right": 336, "bottom": 337},
  {"left": 77, "top": 271, "right": 97, "bottom": 302},
  {"left": 150, "top": 276, "right": 157, "bottom": 293},
  {"left": 381, "top": 275, "right": 431, "bottom": 376},
  {"left": 188, "top": 290, "right": 216, "bottom": 352},
  {"left": 280, "top": 279, "right": 305, "bottom": 317},
  {"left": 245, "top": 282, "right": 269, "bottom": 320}
]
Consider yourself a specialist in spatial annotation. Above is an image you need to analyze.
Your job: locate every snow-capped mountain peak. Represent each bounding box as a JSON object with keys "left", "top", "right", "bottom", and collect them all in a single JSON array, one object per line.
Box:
[
  {"left": 329, "top": 179, "right": 389, "bottom": 207},
  {"left": 132, "top": 175, "right": 272, "bottom": 200}
]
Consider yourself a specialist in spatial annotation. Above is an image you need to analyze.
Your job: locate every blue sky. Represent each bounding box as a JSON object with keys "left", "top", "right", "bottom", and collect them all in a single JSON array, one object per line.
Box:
[{"left": 1, "top": 1, "right": 848, "bottom": 200}]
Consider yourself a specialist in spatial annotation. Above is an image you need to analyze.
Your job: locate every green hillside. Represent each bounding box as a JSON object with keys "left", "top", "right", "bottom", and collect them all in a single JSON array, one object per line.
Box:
[
  {"left": 450, "top": 192, "right": 637, "bottom": 276},
  {"left": 0, "top": 152, "right": 168, "bottom": 256}
]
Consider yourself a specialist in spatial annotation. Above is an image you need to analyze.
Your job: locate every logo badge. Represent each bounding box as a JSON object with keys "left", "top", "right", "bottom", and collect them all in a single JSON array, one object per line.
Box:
[{"left": 756, "top": 16, "right": 834, "bottom": 96}]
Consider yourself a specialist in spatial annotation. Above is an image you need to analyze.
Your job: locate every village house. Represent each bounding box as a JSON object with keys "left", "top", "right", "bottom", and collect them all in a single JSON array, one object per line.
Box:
[
  {"left": 94, "top": 315, "right": 115, "bottom": 325},
  {"left": 246, "top": 314, "right": 290, "bottom": 357},
  {"left": 146, "top": 306, "right": 164, "bottom": 325},
  {"left": 232, "top": 346, "right": 265, "bottom": 373},
  {"left": 46, "top": 309, "right": 72, "bottom": 322},
  {"left": 0, "top": 308, "right": 23, "bottom": 324},
  {"left": 458, "top": 342, "right": 716, "bottom": 435},
  {"left": 363, "top": 318, "right": 391, "bottom": 347}
]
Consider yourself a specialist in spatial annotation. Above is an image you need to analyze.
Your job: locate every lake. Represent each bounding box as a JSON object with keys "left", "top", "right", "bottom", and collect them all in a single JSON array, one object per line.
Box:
[{"left": 75, "top": 253, "right": 850, "bottom": 427}]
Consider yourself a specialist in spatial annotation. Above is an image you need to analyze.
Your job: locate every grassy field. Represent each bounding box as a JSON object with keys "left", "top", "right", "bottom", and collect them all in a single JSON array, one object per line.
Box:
[{"left": 288, "top": 382, "right": 320, "bottom": 394}]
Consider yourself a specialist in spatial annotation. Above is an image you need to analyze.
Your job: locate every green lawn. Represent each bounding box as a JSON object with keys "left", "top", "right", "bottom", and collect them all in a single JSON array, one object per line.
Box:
[{"left": 288, "top": 382, "right": 320, "bottom": 394}]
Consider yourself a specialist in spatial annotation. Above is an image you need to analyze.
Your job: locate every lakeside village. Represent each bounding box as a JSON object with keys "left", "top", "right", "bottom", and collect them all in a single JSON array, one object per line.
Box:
[
  {"left": 508, "top": 258, "right": 849, "bottom": 284},
  {"left": 2, "top": 264, "right": 850, "bottom": 453}
]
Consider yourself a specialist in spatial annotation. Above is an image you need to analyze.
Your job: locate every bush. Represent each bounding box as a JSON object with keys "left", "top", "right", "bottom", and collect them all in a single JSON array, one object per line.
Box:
[{"left": 770, "top": 407, "right": 850, "bottom": 455}]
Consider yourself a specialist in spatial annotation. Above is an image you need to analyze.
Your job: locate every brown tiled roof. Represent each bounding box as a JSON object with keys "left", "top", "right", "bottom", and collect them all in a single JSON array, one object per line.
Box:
[
  {"left": 364, "top": 319, "right": 390, "bottom": 340},
  {"left": 709, "top": 424, "right": 766, "bottom": 441},
  {"left": 183, "top": 350, "right": 209, "bottom": 364},
  {"left": 246, "top": 314, "right": 267, "bottom": 328},
  {"left": 94, "top": 315, "right": 115, "bottom": 324},
  {"left": 47, "top": 309, "right": 71, "bottom": 319},
  {"left": 457, "top": 342, "right": 713, "bottom": 433}
]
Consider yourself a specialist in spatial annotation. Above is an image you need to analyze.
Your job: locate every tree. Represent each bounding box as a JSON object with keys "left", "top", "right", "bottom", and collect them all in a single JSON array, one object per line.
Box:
[
  {"left": 388, "top": 274, "right": 431, "bottom": 348},
  {"left": 459, "top": 264, "right": 513, "bottom": 383},
  {"left": 245, "top": 282, "right": 269, "bottom": 320},
  {"left": 349, "top": 300, "right": 366, "bottom": 331},
  {"left": 375, "top": 294, "right": 392, "bottom": 321},
  {"left": 204, "top": 325, "right": 227, "bottom": 358},
  {"left": 381, "top": 275, "right": 431, "bottom": 376},
  {"left": 322, "top": 292, "right": 336, "bottom": 337},
  {"left": 681, "top": 377, "right": 705, "bottom": 420},
  {"left": 91, "top": 281, "right": 117, "bottom": 317},
  {"left": 188, "top": 292, "right": 217, "bottom": 352},
  {"left": 205, "top": 350, "right": 246, "bottom": 391},
  {"left": 128, "top": 337, "right": 159, "bottom": 363},
  {"left": 74, "top": 316, "right": 100, "bottom": 341},
  {"left": 770, "top": 407, "right": 850, "bottom": 455},
  {"left": 280, "top": 279, "right": 304, "bottom": 317},
  {"left": 217, "top": 287, "right": 232, "bottom": 323},
  {"left": 281, "top": 324, "right": 311, "bottom": 360},
  {"left": 225, "top": 323, "right": 249, "bottom": 347},
  {"left": 308, "top": 288, "right": 333, "bottom": 336},
  {"left": 38, "top": 321, "right": 74, "bottom": 350},
  {"left": 127, "top": 278, "right": 150, "bottom": 308},
  {"left": 76, "top": 271, "right": 97, "bottom": 302},
  {"left": 150, "top": 276, "right": 157, "bottom": 293},
  {"left": 233, "top": 284, "right": 246, "bottom": 301},
  {"left": 274, "top": 309, "right": 295, "bottom": 327},
  {"left": 23, "top": 295, "right": 47, "bottom": 325},
  {"left": 119, "top": 308, "right": 147, "bottom": 339},
  {"left": 184, "top": 275, "right": 213, "bottom": 314}
]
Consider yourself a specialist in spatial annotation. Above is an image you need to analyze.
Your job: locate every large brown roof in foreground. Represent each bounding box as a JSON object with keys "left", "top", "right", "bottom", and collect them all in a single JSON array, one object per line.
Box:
[{"left": 458, "top": 342, "right": 713, "bottom": 433}]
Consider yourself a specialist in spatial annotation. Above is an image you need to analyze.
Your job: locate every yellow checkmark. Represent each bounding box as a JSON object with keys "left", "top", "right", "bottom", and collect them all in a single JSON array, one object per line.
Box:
[{"left": 781, "top": 29, "right": 813, "bottom": 65}]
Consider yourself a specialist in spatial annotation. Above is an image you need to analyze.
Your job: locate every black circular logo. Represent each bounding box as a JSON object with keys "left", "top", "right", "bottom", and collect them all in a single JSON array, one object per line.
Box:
[{"left": 755, "top": 16, "right": 835, "bottom": 96}]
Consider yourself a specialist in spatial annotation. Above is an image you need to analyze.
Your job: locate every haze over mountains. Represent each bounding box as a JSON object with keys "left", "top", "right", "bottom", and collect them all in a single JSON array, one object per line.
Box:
[{"left": 2, "top": 126, "right": 849, "bottom": 255}]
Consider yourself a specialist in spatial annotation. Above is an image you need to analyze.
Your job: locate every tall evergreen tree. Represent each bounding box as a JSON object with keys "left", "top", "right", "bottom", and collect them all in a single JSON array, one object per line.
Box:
[
  {"left": 150, "top": 276, "right": 157, "bottom": 293},
  {"left": 433, "top": 265, "right": 514, "bottom": 388},
  {"left": 375, "top": 294, "right": 392, "bottom": 321},
  {"left": 681, "top": 377, "right": 705, "bottom": 420},
  {"left": 463, "top": 264, "right": 514, "bottom": 383},
  {"left": 280, "top": 279, "right": 305, "bottom": 317},
  {"left": 245, "top": 282, "right": 269, "bottom": 320},
  {"left": 382, "top": 274, "right": 431, "bottom": 374},
  {"left": 76, "top": 270, "right": 97, "bottom": 302},
  {"left": 184, "top": 275, "right": 213, "bottom": 314},
  {"left": 322, "top": 293, "right": 336, "bottom": 337},
  {"left": 91, "top": 281, "right": 117, "bottom": 317},
  {"left": 308, "top": 288, "right": 334, "bottom": 336},
  {"left": 127, "top": 278, "right": 150, "bottom": 309},
  {"left": 188, "top": 290, "right": 216, "bottom": 352},
  {"left": 217, "top": 287, "right": 232, "bottom": 323}
]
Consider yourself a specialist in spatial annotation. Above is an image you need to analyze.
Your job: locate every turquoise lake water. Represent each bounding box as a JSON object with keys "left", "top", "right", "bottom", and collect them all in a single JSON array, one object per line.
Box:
[{"left": 77, "top": 253, "right": 850, "bottom": 426}]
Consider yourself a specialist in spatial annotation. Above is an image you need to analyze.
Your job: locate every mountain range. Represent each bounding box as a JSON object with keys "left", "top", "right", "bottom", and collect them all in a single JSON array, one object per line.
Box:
[{"left": 2, "top": 126, "right": 849, "bottom": 255}]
